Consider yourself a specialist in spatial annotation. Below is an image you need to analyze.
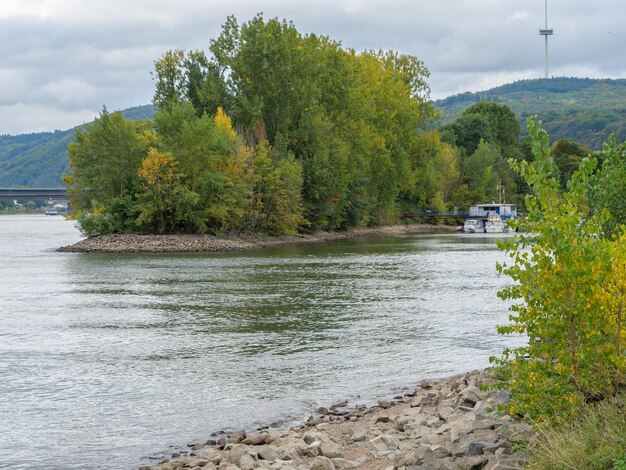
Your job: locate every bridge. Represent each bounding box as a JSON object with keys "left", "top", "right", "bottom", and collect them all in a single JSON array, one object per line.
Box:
[{"left": 0, "top": 188, "right": 68, "bottom": 202}]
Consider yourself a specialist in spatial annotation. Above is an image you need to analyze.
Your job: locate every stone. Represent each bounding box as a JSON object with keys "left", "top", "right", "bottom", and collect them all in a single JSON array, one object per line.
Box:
[
  {"left": 319, "top": 441, "right": 342, "bottom": 459},
  {"left": 375, "top": 416, "right": 390, "bottom": 424},
  {"left": 351, "top": 431, "right": 366, "bottom": 442},
  {"left": 277, "top": 448, "right": 300, "bottom": 462},
  {"left": 331, "top": 458, "right": 360, "bottom": 469},
  {"left": 467, "top": 442, "right": 487, "bottom": 456},
  {"left": 257, "top": 446, "right": 279, "bottom": 462},
  {"left": 227, "top": 430, "right": 247, "bottom": 444},
  {"left": 239, "top": 454, "right": 257, "bottom": 470},
  {"left": 331, "top": 401, "right": 348, "bottom": 408},
  {"left": 303, "top": 432, "right": 326, "bottom": 445},
  {"left": 393, "top": 450, "right": 421, "bottom": 467},
  {"left": 310, "top": 456, "right": 336, "bottom": 470},
  {"left": 430, "top": 445, "right": 451, "bottom": 459},
  {"left": 416, "top": 445, "right": 434, "bottom": 463},
  {"left": 461, "top": 386, "right": 485, "bottom": 407},
  {"left": 421, "top": 379, "right": 434, "bottom": 389},
  {"left": 378, "top": 400, "right": 392, "bottom": 409},
  {"left": 243, "top": 433, "right": 269, "bottom": 446},
  {"left": 438, "top": 406, "right": 456, "bottom": 420},
  {"left": 369, "top": 434, "right": 398, "bottom": 451},
  {"left": 458, "top": 455, "right": 490, "bottom": 470},
  {"left": 228, "top": 445, "right": 250, "bottom": 465}
]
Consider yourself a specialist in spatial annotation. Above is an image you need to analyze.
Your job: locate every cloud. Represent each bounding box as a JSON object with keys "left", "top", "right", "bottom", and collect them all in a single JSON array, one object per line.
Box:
[
  {"left": 0, "top": 103, "right": 98, "bottom": 135},
  {"left": 0, "top": 0, "right": 625, "bottom": 134}
]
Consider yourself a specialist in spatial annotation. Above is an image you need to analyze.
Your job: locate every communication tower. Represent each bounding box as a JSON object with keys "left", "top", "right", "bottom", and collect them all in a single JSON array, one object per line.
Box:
[{"left": 539, "top": 0, "right": 554, "bottom": 78}]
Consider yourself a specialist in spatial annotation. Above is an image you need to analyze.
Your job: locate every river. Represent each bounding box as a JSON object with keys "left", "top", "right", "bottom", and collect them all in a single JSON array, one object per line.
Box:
[{"left": 0, "top": 215, "right": 522, "bottom": 469}]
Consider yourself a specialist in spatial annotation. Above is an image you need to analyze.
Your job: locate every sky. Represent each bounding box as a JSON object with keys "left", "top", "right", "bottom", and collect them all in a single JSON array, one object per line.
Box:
[{"left": 1, "top": 0, "right": 624, "bottom": 135}]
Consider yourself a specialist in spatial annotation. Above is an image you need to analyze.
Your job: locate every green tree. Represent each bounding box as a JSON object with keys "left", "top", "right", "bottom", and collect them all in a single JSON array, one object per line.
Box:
[
  {"left": 551, "top": 138, "right": 591, "bottom": 190},
  {"left": 493, "top": 118, "right": 626, "bottom": 423},
  {"left": 64, "top": 108, "right": 154, "bottom": 236},
  {"left": 590, "top": 137, "right": 626, "bottom": 237}
]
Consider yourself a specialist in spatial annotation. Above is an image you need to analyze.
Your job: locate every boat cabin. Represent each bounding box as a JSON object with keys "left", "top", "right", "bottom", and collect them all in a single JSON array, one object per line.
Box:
[{"left": 468, "top": 203, "right": 518, "bottom": 220}]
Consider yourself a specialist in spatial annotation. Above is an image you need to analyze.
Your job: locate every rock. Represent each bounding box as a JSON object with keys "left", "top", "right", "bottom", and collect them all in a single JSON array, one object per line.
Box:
[
  {"left": 303, "top": 432, "right": 326, "bottom": 445},
  {"left": 467, "top": 442, "right": 487, "bottom": 456},
  {"left": 378, "top": 400, "right": 392, "bottom": 409},
  {"left": 257, "top": 446, "right": 279, "bottom": 462},
  {"left": 228, "top": 430, "right": 247, "bottom": 444},
  {"left": 217, "top": 437, "right": 227, "bottom": 449},
  {"left": 393, "top": 450, "right": 421, "bottom": 467},
  {"left": 375, "top": 416, "right": 390, "bottom": 424},
  {"left": 351, "top": 431, "right": 366, "bottom": 442},
  {"left": 331, "top": 458, "right": 359, "bottom": 469},
  {"left": 421, "top": 380, "right": 434, "bottom": 389},
  {"left": 431, "top": 445, "right": 451, "bottom": 459},
  {"left": 438, "top": 406, "right": 456, "bottom": 421},
  {"left": 456, "top": 455, "right": 489, "bottom": 470},
  {"left": 307, "top": 417, "right": 325, "bottom": 427},
  {"left": 316, "top": 407, "right": 329, "bottom": 415},
  {"left": 416, "top": 445, "right": 434, "bottom": 463},
  {"left": 319, "top": 441, "right": 342, "bottom": 459},
  {"left": 277, "top": 448, "right": 300, "bottom": 462},
  {"left": 461, "top": 386, "right": 485, "bottom": 407},
  {"left": 310, "top": 456, "right": 336, "bottom": 470},
  {"left": 239, "top": 454, "right": 257, "bottom": 470},
  {"left": 243, "top": 433, "right": 268, "bottom": 446},
  {"left": 369, "top": 434, "right": 398, "bottom": 451},
  {"left": 331, "top": 401, "right": 348, "bottom": 409}
]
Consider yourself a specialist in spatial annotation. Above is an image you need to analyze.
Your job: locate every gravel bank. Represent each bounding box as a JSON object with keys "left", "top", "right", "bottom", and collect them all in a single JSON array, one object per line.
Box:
[
  {"left": 142, "top": 369, "right": 531, "bottom": 470},
  {"left": 58, "top": 224, "right": 458, "bottom": 253}
]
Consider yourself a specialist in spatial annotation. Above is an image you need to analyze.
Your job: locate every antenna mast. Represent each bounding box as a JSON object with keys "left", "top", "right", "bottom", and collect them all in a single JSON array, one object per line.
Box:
[{"left": 539, "top": 0, "right": 554, "bottom": 78}]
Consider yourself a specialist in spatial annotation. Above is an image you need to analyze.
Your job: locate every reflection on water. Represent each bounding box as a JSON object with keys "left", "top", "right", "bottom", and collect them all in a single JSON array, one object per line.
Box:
[{"left": 0, "top": 216, "right": 522, "bottom": 469}]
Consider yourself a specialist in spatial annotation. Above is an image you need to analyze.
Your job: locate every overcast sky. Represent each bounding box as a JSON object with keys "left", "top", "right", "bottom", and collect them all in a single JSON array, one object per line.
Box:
[{"left": 1, "top": 0, "right": 624, "bottom": 135}]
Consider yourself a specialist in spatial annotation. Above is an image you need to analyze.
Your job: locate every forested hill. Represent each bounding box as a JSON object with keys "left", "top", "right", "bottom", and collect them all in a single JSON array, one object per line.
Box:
[
  {"left": 0, "top": 105, "right": 154, "bottom": 187},
  {"left": 434, "top": 77, "right": 626, "bottom": 149}
]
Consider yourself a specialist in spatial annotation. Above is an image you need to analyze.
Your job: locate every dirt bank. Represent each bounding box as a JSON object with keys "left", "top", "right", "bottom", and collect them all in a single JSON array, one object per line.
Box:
[{"left": 58, "top": 224, "right": 458, "bottom": 254}]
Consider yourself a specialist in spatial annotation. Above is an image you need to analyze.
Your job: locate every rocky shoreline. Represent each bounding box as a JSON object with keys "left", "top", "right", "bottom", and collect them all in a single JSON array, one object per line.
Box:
[
  {"left": 58, "top": 224, "right": 458, "bottom": 253},
  {"left": 142, "top": 369, "right": 532, "bottom": 470}
]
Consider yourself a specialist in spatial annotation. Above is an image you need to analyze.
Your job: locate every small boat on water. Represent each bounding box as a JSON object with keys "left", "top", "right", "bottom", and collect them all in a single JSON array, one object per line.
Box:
[
  {"left": 484, "top": 213, "right": 506, "bottom": 233},
  {"left": 462, "top": 219, "right": 481, "bottom": 233}
]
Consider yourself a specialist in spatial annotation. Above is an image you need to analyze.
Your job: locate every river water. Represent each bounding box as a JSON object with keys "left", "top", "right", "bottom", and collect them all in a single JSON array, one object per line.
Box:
[{"left": 0, "top": 215, "right": 522, "bottom": 469}]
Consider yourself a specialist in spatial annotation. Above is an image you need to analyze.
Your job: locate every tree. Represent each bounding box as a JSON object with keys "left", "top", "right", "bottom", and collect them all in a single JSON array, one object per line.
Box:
[
  {"left": 136, "top": 148, "right": 189, "bottom": 234},
  {"left": 462, "top": 102, "right": 521, "bottom": 149},
  {"left": 551, "top": 138, "right": 591, "bottom": 190},
  {"left": 590, "top": 137, "right": 626, "bottom": 237},
  {"left": 64, "top": 108, "right": 154, "bottom": 236},
  {"left": 493, "top": 118, "right": 626, "bottom": 423}
]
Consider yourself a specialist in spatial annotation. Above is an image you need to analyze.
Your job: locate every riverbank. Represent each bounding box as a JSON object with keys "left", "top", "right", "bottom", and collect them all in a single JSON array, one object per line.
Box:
[
  {"left": 58, "top": 224, "right": 458, "bottom": 253},
  {"left": 143, "top": 369, "right": 531, "bottom": 470}
]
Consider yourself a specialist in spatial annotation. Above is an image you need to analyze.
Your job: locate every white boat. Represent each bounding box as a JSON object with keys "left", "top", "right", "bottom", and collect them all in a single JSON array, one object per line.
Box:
[
  {"left": 484, "top": 213, "right": 505, "bottom": 233},
  {"left": 462, "top": 219, "right": 481, "bottom": 233}
]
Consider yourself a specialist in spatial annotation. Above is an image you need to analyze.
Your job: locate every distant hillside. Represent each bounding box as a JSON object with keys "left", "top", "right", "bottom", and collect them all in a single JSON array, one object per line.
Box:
[
  {"left": 0, "top": 104, "right": 154, "bottom": 187},
  {"left": 435, "top": 77, "right": 626, "bottom": 149}
]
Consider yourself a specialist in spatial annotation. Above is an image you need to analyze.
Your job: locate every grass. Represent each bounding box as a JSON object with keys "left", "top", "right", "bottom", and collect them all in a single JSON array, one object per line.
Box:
[{"left": 527, "top": 391, "right": 626, "bottom": 470}]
